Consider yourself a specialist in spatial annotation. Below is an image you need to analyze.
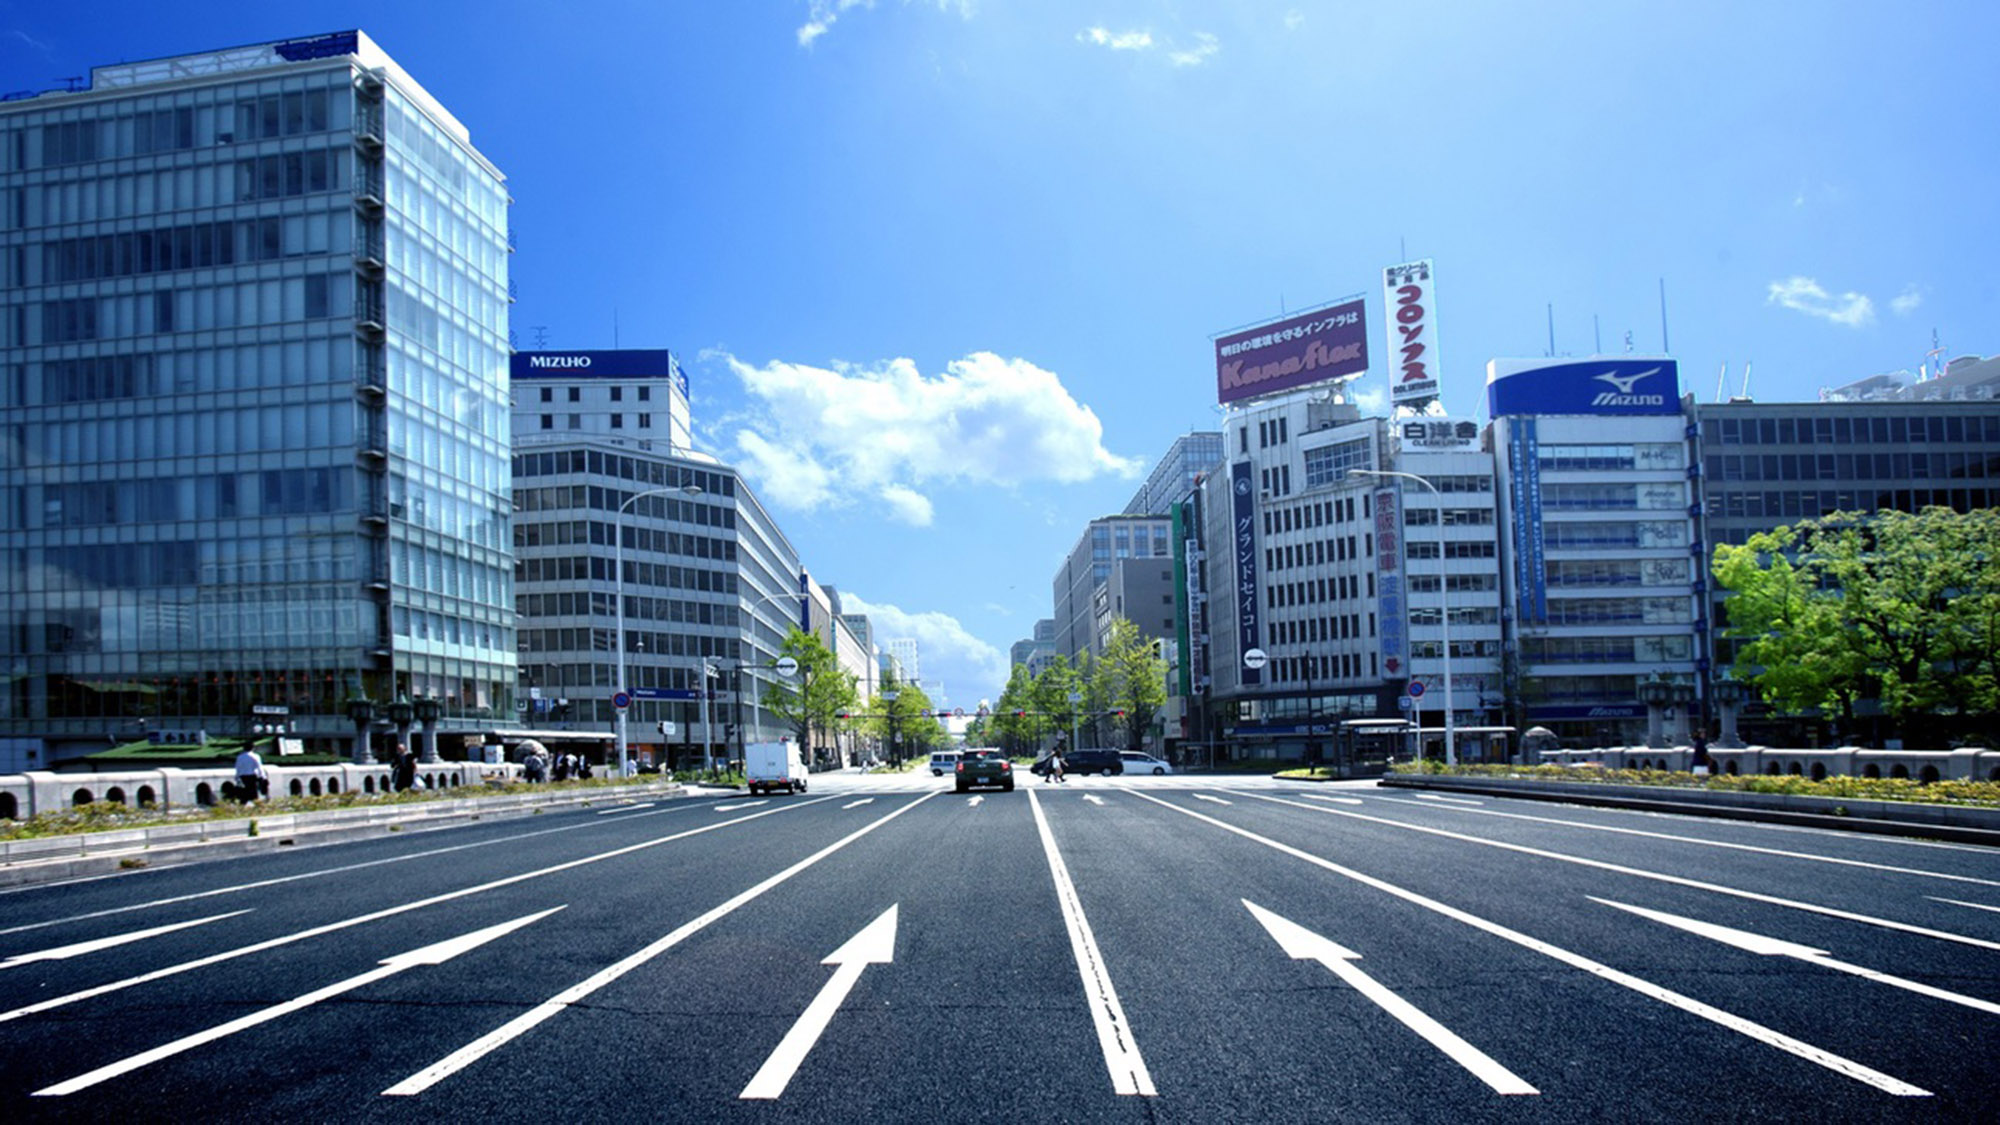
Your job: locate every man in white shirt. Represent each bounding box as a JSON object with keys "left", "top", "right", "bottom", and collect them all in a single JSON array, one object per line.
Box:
[{"left": 234, "top": 744, "right": 268, "bottom": 802}]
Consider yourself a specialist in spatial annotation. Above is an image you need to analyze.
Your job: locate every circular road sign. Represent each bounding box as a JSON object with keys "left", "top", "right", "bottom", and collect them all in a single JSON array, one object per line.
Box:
[
  {"left": 774, "top": 656, "right": 800, "bottom": 677},
  {"left": 1406, "top": 680, "right": 1426, "bottom": 698},
  {"left": 612, "top": 691, "right": 632, "bottom": 710},
  {"left": 1242, "top": 648, "right": 1269, "bottom": 670}
]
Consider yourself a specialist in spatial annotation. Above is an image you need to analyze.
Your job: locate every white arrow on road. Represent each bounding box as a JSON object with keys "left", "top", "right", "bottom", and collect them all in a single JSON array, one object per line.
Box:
[
  {"left": 1595, "top": 898, "right": 2000, "bottom": 1017},
  {"left": 35, "top": 905, "right": 565, "bottom": 1097},
  {"left": 1193, "top": 794, "right": 1232, "bottom": 806},
  {"left": 967, "top": 795, "right": 984, "bottom": 807},
  {"left": 741, "top": 904, "right": 898, "bottom": 1100},
  {"left": 2, "top": 909, "right": 251, "bottom": 969},
  {"left": 842, "top": 799, "right": 876, "bottom": 809},
  {"left": 1082, "top": 794, "right": 1105, "bottom": 806},
  {"left": 1243, "top": 900, "right": 1538, "bottom": 1095}
]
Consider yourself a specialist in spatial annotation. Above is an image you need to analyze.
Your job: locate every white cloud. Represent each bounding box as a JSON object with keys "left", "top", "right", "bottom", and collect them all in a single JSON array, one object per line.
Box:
[
  {"left": 799, "top": 0, "right": 974, "bottom": 47},
  {"left": 719, "top": 351, "right": 1142, "bottom": 525},
  {"left": 1890, "top": 284, "right": 1923, "bottom": 316},
  {"left": 841, "top": 592, "right": 1011, "bottom": 702},
  {"left": 1078, "top": 27, "right": 1155, "bottom": 52},
  {"left": 1284, "top": 11, "right": 1306, "bottom": 31},
  {"left": 1766, "top": 276, "right": 1875, "bottom": 328},
  {"left": 1169, "top": 32, "right": 1220, "bottom": 67}
]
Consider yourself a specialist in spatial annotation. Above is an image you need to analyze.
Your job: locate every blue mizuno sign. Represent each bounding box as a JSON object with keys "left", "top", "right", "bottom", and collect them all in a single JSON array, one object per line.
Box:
[{"left": 1487, "top": 358, "right": 1682, "bottom": 417}]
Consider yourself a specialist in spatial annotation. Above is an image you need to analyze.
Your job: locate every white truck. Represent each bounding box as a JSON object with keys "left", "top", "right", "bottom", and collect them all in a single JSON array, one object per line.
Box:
[{"left": 744, "top": 739, "right": 809, "bottom": 796}]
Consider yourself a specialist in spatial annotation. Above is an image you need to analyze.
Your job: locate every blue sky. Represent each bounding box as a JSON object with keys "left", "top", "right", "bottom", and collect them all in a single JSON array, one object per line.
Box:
[{"left": 6, "top": 2, "right": 1995, "bottom": 709}]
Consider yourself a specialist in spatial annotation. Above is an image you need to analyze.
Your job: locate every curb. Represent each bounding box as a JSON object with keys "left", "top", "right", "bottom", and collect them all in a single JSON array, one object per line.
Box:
[
  {"left": 1376, "top": 774, "right": 2000, "bottom": 847},
  {"left": 0, "top": 781, "right": 686, "bottom": 888}
]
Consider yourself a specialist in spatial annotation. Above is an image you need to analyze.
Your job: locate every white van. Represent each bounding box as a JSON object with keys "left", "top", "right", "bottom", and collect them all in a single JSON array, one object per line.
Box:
[
  {"left": 929, "top": 751, "right": 960, "bottom": 776},
  {"left": 745, "top": 739, "right": 809, "bottom": 795}
]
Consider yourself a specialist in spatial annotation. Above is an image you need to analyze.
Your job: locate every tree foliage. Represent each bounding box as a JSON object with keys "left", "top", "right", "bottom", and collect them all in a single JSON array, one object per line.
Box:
[
  {"left": 757, "top": 628, "right": 858, "bottom": 755},
  {"left": 1712, "top": 507, "right": 2000, "bottom": 737},
  {"left": 989, "top": 619, "right": 1171, "bottom": 753},
  {"left": 1094, "top": 617, "right": 1169, "bottom": 752}
]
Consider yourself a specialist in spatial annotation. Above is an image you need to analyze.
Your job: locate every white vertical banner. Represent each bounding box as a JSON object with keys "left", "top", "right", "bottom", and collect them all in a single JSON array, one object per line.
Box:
[{"left": 1384, "top": 259, "right": 1441, "bottom": 408}]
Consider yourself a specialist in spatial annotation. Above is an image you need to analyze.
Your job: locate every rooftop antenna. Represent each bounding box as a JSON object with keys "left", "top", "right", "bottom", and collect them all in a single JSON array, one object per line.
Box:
[
  {"left": 1546, "top": 304, "right": 1555, "bottom": 357},
  {"left": 1658, "top": 277, "right": 1671, "bottom": 353},
  {"left": 1925, "top": 327, "right": 1945, "bottom": 380},
  {"left": 530, "top": 326, "right": 551, "bottom": 349},
  {"left": 613, "top": 307, "right": 621, "bottom": 349},
  {"left": 1594, "top": 315, "right": 1602, "bottom": 353},
  {"left": 1714, "top": 362, "right": 1728, "bottom": 403},
  {"left": 1739, "top": 361, "right": 1753, "bottom": 400}
]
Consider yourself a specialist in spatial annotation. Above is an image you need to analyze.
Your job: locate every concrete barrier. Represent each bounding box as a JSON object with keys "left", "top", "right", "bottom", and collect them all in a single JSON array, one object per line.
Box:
[
  {"left": 0, "top": 761, "right": 523, "bottom": 822},
  {"left": 1538, "top": 745, "right": 2000, "bottom": 784}
]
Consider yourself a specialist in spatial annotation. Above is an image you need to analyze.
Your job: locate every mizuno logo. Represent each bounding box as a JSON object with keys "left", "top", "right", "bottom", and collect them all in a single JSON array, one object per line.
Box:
[{"left": 1593, "top": 366, "right": 1660, "bottom": 395}]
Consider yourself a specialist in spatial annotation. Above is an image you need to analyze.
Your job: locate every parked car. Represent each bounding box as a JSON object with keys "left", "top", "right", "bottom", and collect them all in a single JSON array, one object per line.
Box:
[
  {"left": 954, "top": 748, "right": 1014, "bottom": 792},
  {"left": 1120, "top": 751, "right": 1172, "bottom": 775},
  {"left": 929, "top": 751, "right": 960, "bottom": 777}
]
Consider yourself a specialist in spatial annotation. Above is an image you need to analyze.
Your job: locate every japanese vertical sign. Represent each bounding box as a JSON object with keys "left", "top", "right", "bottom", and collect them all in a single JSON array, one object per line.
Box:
[
  {"left": 1373, "top": 487, "right": 1405, "bottom": 679},
  {"left": 1384, "top": 259, "right": 1441, "bottom": 408},
  {"left": 1230, "top": 461, "right": 1262, "bottom": 686}
]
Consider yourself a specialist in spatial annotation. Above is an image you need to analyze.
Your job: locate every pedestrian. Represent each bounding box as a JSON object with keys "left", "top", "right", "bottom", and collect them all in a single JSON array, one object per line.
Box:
[
  {"left": 234, "top": 742, "right": 268, "bottom": 802},
  {"left": 553, "top": 752, "right": 570, "bottom": 782},
  {"left": 1690, "top": 728, "right": 1713, "bottom": 777},
  {"left": 1045, "top": 739, "right": 1066, "bottom": 784},
  {"left": 577, "top": 755, "right": 593, "bottom": 780},
  {"left": 524, "top": 748, "right": 545, "bottom": 783},
  {"left": 392, "top": 742, "right": 417, "bottom": 792}
]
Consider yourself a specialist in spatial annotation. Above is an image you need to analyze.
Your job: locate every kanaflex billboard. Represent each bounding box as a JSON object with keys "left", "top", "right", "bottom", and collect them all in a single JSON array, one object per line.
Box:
[
  {"left": 1487, "top": 357, "right": 1682, "bottom": 417},
  {"left": 510, "top": 349, "right": 682, "bottom": 384},
  {"left": 1215, "top": 298, "right": 1368, "bottom": 406}
]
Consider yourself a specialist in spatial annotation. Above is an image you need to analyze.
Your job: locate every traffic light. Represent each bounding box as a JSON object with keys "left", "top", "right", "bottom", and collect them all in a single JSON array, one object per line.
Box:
[
  {"left": 1014, "top": 709, "right": 1026, "bottom": 719},
  {"left": 837, "top": 712, "right": 850, "bottom": 720}
]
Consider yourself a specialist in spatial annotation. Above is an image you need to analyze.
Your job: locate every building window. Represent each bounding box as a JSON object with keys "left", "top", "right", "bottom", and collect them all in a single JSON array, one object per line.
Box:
[
  {"left": 568, "top": 387, "right": 581, "bottom": 402},
  {"left": 568, "top": 414, "right": 582, "bottom": 429},
  {"left": 638, "top": 413, "right": 653, "bottom": 429},
  {"left": 540, "top": 387, "right": 553, "bottom": 403},
  {"left": 638, "top": 386, "right": 651, "bottom": 401},
  {"left": 610, "top": 387, "right": 623, "bottom": 402},
  {"left": 610, "top": 414, "right": 624, "bottom": 429},
  {"left": 540, "top": 415, "right": 553, "bottom": 430}
]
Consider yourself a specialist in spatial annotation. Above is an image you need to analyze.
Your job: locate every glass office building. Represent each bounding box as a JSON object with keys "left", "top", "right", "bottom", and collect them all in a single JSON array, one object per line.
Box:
[{"left": 0, "top": 32, "right": 514, "bottom": 763}]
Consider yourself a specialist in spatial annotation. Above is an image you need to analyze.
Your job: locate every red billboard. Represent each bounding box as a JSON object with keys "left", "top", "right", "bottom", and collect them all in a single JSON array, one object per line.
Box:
[{"left": 1215, "top": 297, "right": 1369, "bottom": 406}]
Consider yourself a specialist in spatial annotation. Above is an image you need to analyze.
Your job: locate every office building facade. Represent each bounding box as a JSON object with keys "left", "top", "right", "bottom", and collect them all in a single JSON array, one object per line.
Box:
[{"left": 0, "top": 31, "right": 514, "bottom": 767}]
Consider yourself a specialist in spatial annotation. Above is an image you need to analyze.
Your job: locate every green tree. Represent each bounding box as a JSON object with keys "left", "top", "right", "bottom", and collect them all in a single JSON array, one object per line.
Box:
[
  {"left": 1712, "top": 507, "right": 2000, "bottom": 742},
  {"left": 1031, "top": 656, "right": 1082, "bottom": 749},
  {"left": 1098, "top": 617, "right": 1169, "bottom": 752},
  {"left": 758, "top": 628, "right": 857, "bottom": 762},
  {"left": 992, "top": 664, "right": 1042, "bottom": 753}
]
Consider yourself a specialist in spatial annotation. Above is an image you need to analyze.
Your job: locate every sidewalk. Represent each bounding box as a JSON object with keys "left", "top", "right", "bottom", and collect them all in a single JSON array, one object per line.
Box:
[
  {"left": 1378, "top": 773, "right": 2000, "bottom": 847},
  {"left": 0, "top": 779, "right": 687, "bottom": 889}
]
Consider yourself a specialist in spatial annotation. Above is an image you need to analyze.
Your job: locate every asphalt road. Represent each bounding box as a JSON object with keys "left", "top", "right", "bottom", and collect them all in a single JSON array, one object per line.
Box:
[{"left": 3, "top": 769, "right": 1996, "bottom": 1122}]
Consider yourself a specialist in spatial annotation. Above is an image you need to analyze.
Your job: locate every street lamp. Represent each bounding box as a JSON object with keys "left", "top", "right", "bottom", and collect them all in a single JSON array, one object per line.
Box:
[
  {"left": 413, "top": 694, "right": 443, "bottom": 763},
  {"left": 613, "top": 483, "right": 703, "bottom": 777},
  {"left": 345, "top": 696, "right": 375, "bottom": 764},
  {"left": 387, "top": 694, "right": 415, "bottom": 759},
  {"left": 1348, "top": 468, "right": 1456, "bottom": 766},
  {"left": 1637, "top": 676, "right": 1673, "bottom": 748},
  {"left": 1711, "top": 674, "right": 1747, "bottom": 748}
]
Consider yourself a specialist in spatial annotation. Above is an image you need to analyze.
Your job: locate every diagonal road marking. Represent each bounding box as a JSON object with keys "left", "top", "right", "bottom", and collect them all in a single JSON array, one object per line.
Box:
[{"left": 2, "top": 910, "right": 251, "bottom": 968}]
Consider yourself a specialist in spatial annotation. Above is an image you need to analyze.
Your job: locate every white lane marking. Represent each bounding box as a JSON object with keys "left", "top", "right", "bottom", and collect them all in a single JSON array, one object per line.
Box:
[
  {"left": 0, "top": 795, "right": 838, "bottom": 1026},
  {"left": 1133, "top": 791, "right": 1929, "bottom": 1097},
  {"left": 384, "top": 793, "right": 939, "bottom": 1096},
  {"left": 595, "top": 803, "right": 656, "bottom": 815},
  {"left": 1082, "top": 795, "right": 1106, "bottom": 806},
  {"left": 1596, "top": 898, "right": 2000, "bottom": 1018},
  {"left": 1245, "top": 792, "right": 2000, "bottom": 954},
  {"left": 1243, "top": 900, "right": 1537, "bottom": 1095},
  {"left": 719, "top": 801, "right": 769, "bottom": 813},
  {"left": 842, "top": 799, "right": 876, "bottom": 810},
  {"left": 1369, "top": 796, "right": 2000, "bottom": 890},
  {"left": 1307, "top": 795, "right": 1366, "bottom": 805},
  {"left": 35, "top": 907, "right": 562, "bottom": 1096},
  {"left": 0, "top": 802, "right": 690, "bottom": 935},
  {"left": 1416, "top": 793, "right": 1484, "bottom": 806},
  {"left": 1193, "top": 795, "right": 1232, "bottom": 806},
  {"left": 967, "top": 795, "right": 985, "bottom": 807},
  {"left": 1933, "top": 897, "right": 2000, "bottom": 915},
  {"left": 741, "top": 905, "right": 898, "bottom": 1100},
  {"left": 1027, "top": 788, "right": 1153, "bottom": 1096},
  {"left": 2, "top": 910, "right": 252, "bottom": 969}
]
